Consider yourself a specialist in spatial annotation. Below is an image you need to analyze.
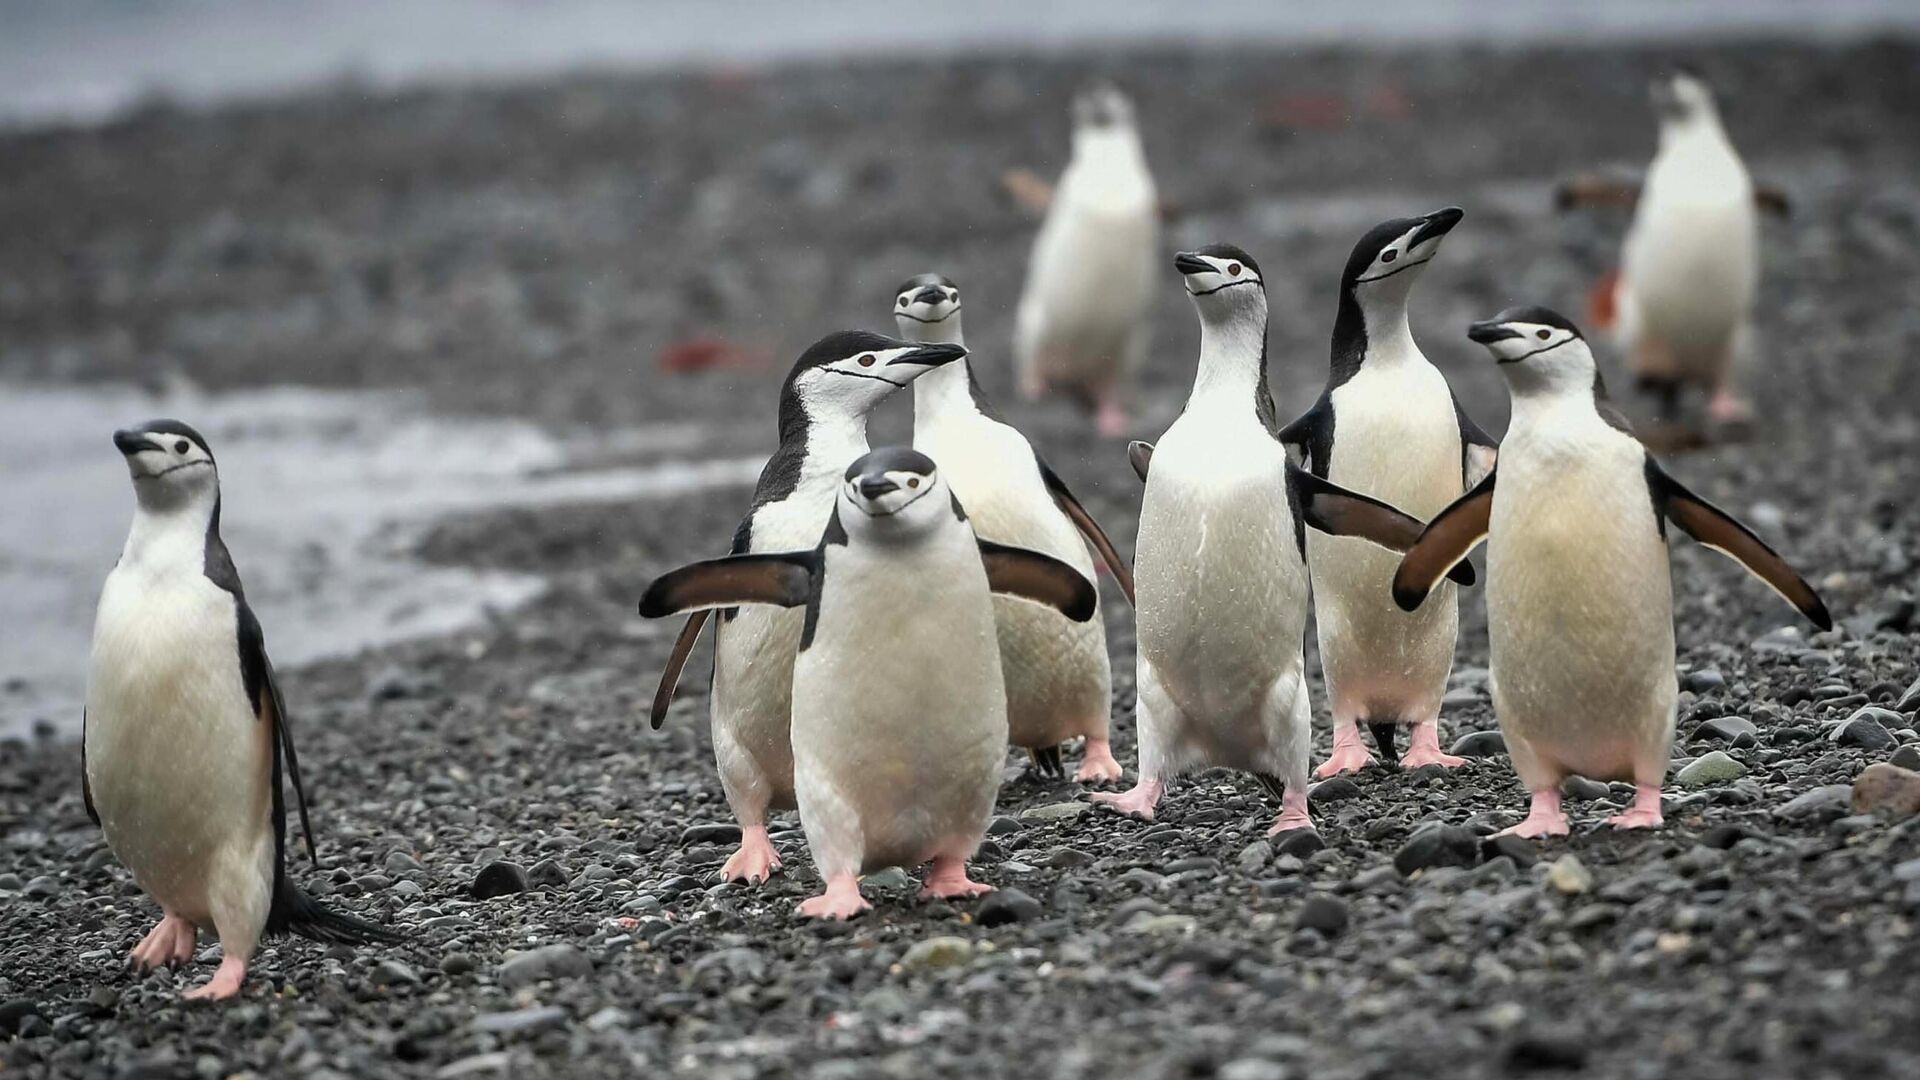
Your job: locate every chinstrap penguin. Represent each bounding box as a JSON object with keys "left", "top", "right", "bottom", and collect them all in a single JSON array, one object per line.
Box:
[
  {"left": 1393, "top": 308, "right": 1831, "bottom": 837},
  {"left": 895, "top": 272, "right": 1132, "bottom": 782},
  {"left": 639, "top": 447, "right": 1096, "bottom": 919},
  {"left": 648, "top": 332, "right": 966, "bottom": 885},
  {"left": 1094, "top": 246, "right": 1474, "bottom": 834},
  {"left": 1012, "top": 82, "right": 1158, "bottom": 436},
  {"left": 1278, "top": 207, "right": 1498, "bottom": 775},
  {"left": 85, "top": 420, "right": 398, "bottom": 1001}
]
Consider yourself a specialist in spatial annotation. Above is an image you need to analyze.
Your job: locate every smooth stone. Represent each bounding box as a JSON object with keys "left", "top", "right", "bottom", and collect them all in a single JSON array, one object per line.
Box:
[
  {"left": 1308, "top": 778, "right": 1361, "bottom": 803},
  {"left": 1680, "top": 669, "right": 1728, "bottom": 694},
  {"left": 1295, "top": 895, "right": 1349, "bottom": 935},
  {"left": 1394, "top": 823, "right": 1481, "bottom": 875},
  {"left": 1831, "top": 709, "right": 1900, "bottom": 750},
  {"left": 1022, "top": 801, "right": 1087, "bottom": 821},
  {"left": 437, "top": 1053, "right": 513, "bottom": 1078},
  {"left": 497, "top": 945, "right": 591, "bottom": 989},
  {"left": 1891, "top": 746, "right": 1920, "bottom": 772},
  {"left": 470, "top": 861, "right": 529, "bottom": 900},
  {"left": 526, "top": 859, "right": 568, "bottom": 889},
  {"left": 1700, "top": 824, "right": 1765, "bottom": 849},
  {"left": 900, "top": 936, "right": 976, "bottom": 969},
  {"left": 975, "top": 887, "right": 1043, "bottom": 927},
  {"left": 1547, "top": 854, "right": 1593, "bottom": 895},
  {"left": 1274, "top": 829, "right": 1325, "bottom": 858},
  {"left": 862, "top": 867, "right": 912, "bottom": 890},
  {"left": 986, "top": 816, "right": 1023, "bottom": 835},
  {"left": 383, "top": 851, "right": 424, "bottom": 877},
  {"left": 680, "top": 823, "right": 742, "bottom": 846},
  {"left": 1691, "top": 716, "right": 1759, "bottom": 747},
  {"left": 1126, "top": 913, "right": 1198, "bottom": 937},
  {"left": 1450, "top": 731, "right": 1507, "bottom": 758},
  {"left": 471, "top": 1006, "right": 568, "bottom": 1036},
  {"left": 1236, "top": 841, "right": 1273, "bottom": 875},
  {"left": 1896, "top": 674, "right": 1920, "bottom": 713},
  {"left": 440, "top": 952, "right": 476, "bottom": 976},
  {"left": 370, "top": 960, "right": 420, "bottom": 987},
  {"left": 1677, "top": 751, "right": 1747, "bottom": 787},
  {"left": 1045, "top": 848, "right": 1095, "bottom": 870},
  {"left": 1852, "top": 763, "right": 1920, "bottom": 818},
  {"left": 1772, "top": 785, "right": 1853, "bottom": 824},
  {"left": 1561, "top": 776, "right": 1611, "bottom": 801},
  {"left": 1480, "top": 834, "right": 1540, "bottom": 869}
]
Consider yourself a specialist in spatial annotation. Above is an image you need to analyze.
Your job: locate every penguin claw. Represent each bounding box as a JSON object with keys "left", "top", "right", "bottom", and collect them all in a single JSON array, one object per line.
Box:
[
  {"left": 797, "top": 875, "right": 871, "bottom": 920},
  {"left": 1314, "top": 745, "right": 1376, "bottom": 777},
  {"left": 919, "top": 857, "right": 994, "bottom": 899},
  {"left": 720, "top": 828, "right": 783, "bottom": 885},
  {"left": 1089, "top": 779, "right": 1163, "bottom": 821}
]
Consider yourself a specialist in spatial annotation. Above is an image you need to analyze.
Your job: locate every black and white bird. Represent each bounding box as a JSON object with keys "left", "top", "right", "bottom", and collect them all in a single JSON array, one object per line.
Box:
[
  {"left": 647, "top": 332, "right": 966, "bottom": 884},
  {"left": 1394, "top": 308, "right": 1831, "bottom": 836},
  {"left": 640, "top": 447, "right": 1095, "bottom": 919},
  {"left": 895, "top": 272, "right": 1133, "bottom": 782},
  {"left": 1095, "top": 246, "right": 1469, "bottom": 834},
  {"left": 84, "top": 420, "right": 397, "bottom": 1001},
  {"left": 1278, "top": 208, "right": 1497, "bottom": 775}
]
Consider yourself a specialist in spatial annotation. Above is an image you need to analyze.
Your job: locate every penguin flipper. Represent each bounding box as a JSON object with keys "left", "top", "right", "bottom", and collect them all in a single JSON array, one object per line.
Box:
[
  {"left": 1753, "top": 186, "right": 1792, "bottom": 218},
  {"left": 81, "top": 709, "right": 99, "bottom": 827},
  {"left": 1127, "top": 441, "right": 1153, "bottom": 483},
  {"left": 978, "top": 540, "right": 1098, "bottom": 622},
  {"left": 1276, "top": 396, "right": 1333, "bottom": 470},
  {"left": 1000, "top": 167, "right": 1056, "bottom": 215},
  {"left": 1392, "top": 470, "right": 1498, "bottom": 611},
  {"left": 639, "top": 552, "right": 817, "bottom": 618},
  {"left": 1450, "top": 388, "right": 1501, "bottom": 486},
  {"left": 1554, "top": 172, "right": 1641, "bottom": 211},
  {"left": 650, "top": 611, "right": 711, "bottom": 730},
  {"left": 1645, "top": 460, "right": 1832, "bottom": 630},
  {"left": 1035, "top": 455, "right": 1135, "bottom": 606},
  {"left": 1288, "top": 465, "right": 1476, "bottom": 587},
  {"left": 239, "top": 601, "right": 319, "bottom": 869}
]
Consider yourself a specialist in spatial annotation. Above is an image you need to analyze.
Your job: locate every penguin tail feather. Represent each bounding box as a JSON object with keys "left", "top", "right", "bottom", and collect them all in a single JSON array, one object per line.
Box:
[
  {"left": 1253, "top": 773, "right": 1288, "bottom": 804},
  {"left": 1366, "top": 721, "right": 1401, "bottom": 767},
  {"left": 1029, "top": 745, "right": 1066, "bottom": 779},
  {"left": 268, "top": 882, "right": 404, "bottom": 946}
]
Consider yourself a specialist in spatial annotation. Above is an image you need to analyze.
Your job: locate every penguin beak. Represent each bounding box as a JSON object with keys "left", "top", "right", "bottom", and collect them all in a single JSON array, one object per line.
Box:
[
  {"left": 1410, "top": 207, "right": 1464, "bottom": 247},
  {"left": 1466, "top": 320, "right": 1521, "bottom": 346},
  {"left": 911, "top": 286, "right": 948, "bottom": 305},
  {"left": 855, "top": 474, "right": 899, "bottom": 500},
  {"left": 1173, "top": 252, "right": 1213, "bottom": 276},
  {"left": 885, "top": 343, "right": 966, "bottom": 369},
  {"left": 113, "top": 429, "right": 160, "bottom": 456}
]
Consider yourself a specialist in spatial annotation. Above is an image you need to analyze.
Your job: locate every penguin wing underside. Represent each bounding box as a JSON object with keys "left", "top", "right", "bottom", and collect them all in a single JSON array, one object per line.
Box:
[
  {"left": 1392, "top": 469, "right": 1498, "bottom": 611},
  {"left": 1276, "top": 396, "right": 1334, "bottom": 473},
  {"left": 1127, "top": 441, "right": 1153, "bottom": 483},
  {"left": 1035, "top": 454, "right": 1135, "bottom": 606},
  {"left": 639, "top": 552, "right": 817, "bottom": 618},
  {"left": 1646, "top": 461, "right": 1833, "bottom": 630},
  {"left": 1290, "top": 464, "right": 1477, "bottom": 587},
  {"left": 978, "top": 540, "right": 1098, "bottom": 623},
  {"left": 1451, "top": 388, "right": 1501, "bottom": 486},
  {"left": 649, "top": 611, "right": 711, "bottom": 730}
]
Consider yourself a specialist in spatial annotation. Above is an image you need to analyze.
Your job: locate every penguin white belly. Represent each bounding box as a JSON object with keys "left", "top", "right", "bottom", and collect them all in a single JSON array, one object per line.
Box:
[
  {"left": 1310, "top": 367, "right": 1463, "bottom": 722},
  {"left": 85, "top": 568, "right": 273, "bottom": 928},
  {"left": 791, "top": 535, "right": 1008, "bottom": 876},
  {"left": 1135, "top": 419, "right": 1307, "bottom": 769},
  {"left": 919, "top": 418, "right": 1109, "bottom": 749},
  {"left": 1018, "top": 180, "right": 1156, "bottom": 392},
  {"left": 1622, "top": 173, "right": 1757, "bottom": 379},
  {"left": 710, "top": 495, "right": 838, "bottom": 814},
  {"left": 1486, "top": 433, "right": 1676, "bottom": 786}
]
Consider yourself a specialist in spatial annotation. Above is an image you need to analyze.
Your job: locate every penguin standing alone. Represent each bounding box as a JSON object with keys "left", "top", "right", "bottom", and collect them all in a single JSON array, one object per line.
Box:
[
  {"left": 1012, "top": 82, "right": 1158, "bottom": 436},
  {"left": 648, "top": 332, "right": 966, "bottom": 884},
  {"left": 1278, "top": 208, "right": 1498, "bottom": 775},
  {"left": 1393, "top": 308, "right": 1831, "bottom": 836},
  {"left": 85, "top": 421, "right": 397, "bottom": 1000},
  {"left": 1095, "top": 246, "right": 1473, "bottom": 832},
  {"left": 894, "top": 273, "right": 1133, "bottom": 781},
  {"left": 640, "top": 448, "right": 1096, "bottom": 918}
]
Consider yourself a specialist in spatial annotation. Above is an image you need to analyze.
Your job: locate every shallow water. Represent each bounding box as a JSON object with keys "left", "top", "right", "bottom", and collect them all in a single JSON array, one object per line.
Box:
[{"left": 0, "top": 381, "right": 760, "bottom": 737}]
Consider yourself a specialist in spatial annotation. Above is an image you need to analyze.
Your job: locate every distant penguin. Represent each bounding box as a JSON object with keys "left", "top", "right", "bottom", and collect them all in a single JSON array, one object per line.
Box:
[
  {"left": 895, "top": 273, "right": 1133, "bottom": 782},
  {"left": 647, "top": 332, "right": 966, "bottom": 884},
  {"left": 85, "top": 421, "right": 397, "bottom": 1001},
  {"left": 1277, "top": 208, "right": 1498, "bottom": 776},
  {"left": 1012, "top": 82, "right": 1158, "bottom": 436},
  {"left": 640, "top": 447, "right": 1096, "bottom": 918},
  {"left": 1093, "top": 246, "right": 1471, "bottom": 833},
  {"left": 1393, "top": 308, "right": 1831, "bottom": 836}
]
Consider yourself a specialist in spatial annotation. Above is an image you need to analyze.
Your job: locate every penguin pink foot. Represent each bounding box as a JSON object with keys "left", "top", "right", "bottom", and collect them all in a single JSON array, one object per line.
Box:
[
  {"left": 182, "top": 955, "right": 247, "bottom": 1001},
  {"left": 720, "top": 826, "right": 782, "bottom": 884},
  {"left": 1265, "top": 787, "right": 1314, "bottom": 836},
  {"left": 1496, "top": 789, "right": 1570, "bottom": 838},
  {"left": 1605, "top": 785, "right": 1665, "bottom": 830},
  {"left": 1705, "top": 386, "right": 1753, "bottom": 425},
  {"left": 919, "top": 856, "right": 994, "bottom": 900},
  {"left": 1315, "top": 723, "right": 1375, "bottom": 777},
  {"left": 1095, "top": 394, "right": 1130, "bottom": 437},
  {"left": 1400, "top": 721, "right": 1466, "bottom": 769},
  {"left": 1090, "top": 777, "right": 1164, "bottom": 820},
  {"left": 129, "top": 912, "right": 196, "bottom": 970},
  {"left": 797, "top": 873, "right": 871, "bottom": 921},
  {"left": 1075, "top": 737, "right": 1124, "bottom": 783}
]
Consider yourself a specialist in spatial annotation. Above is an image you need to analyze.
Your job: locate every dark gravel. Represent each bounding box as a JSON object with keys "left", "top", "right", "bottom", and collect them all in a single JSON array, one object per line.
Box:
[{"left": 5, "top": 37, "right": 1920, "bottom": 1080}]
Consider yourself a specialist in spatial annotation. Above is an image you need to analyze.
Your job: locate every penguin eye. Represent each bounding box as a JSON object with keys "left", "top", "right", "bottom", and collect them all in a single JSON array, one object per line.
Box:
[
  {"left": 174, "top": 440, "right": 190, "bottom": 454},
  {"left": 1227, "top": 263, "right": 1242, "bottom": 276},
  {"left": 1381, "top": 250, "right": 1398, "bottom": 264},
  {"left": 858, "top": 354, "right": 876, "bottom": 367},
  {"left": 1536, "top": 329, "right": 1551, "bottom": 340},
  {"left": 898, "top": 296, "right": 908, "bottom": 307},
  {"left": 907, "top": 477, "right": 921, "bottom": 489}
]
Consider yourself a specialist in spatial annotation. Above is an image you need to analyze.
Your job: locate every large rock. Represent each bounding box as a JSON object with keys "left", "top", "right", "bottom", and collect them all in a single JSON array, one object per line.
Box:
[
  {"left": 1852, "top": 763, "right": 1920, "bottom": 818},
  {"left": 901, "top": 937, "right": 976, "bottom": 969},
  {"left": 1394, "top": 823, "right": 1481, "bottom": 875},
  {"left": 1831, "top": 708, "right": 1900, "bottom": 750},
  {"left": 1450, "top": 731, "right": 1507, "bottom": 758},
  {"left": 1772, "top": 785, "right": 1853, "bottom": 824},
  {"left": 470, "top": 861, "right": 529, "bottom": 900},
  {"left": 975, "top": 888, "right": 1042, "bottom": 927},
  {"left": 1676, "top": 751, "right": 1747, "bottom": 787}
]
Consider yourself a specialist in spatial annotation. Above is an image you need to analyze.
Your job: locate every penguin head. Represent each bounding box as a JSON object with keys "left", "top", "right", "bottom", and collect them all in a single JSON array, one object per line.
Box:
[
  {"left": 113, "top": 419, "right": 218, "bottom": 509},
  {"left": 1651, "top": 68, "right": 1717, "bottom": 127},
  {"left": 892, "top": 274, "right": 962, "bottom": 342},
  {"left": 1342, "top": 207, "right": 1463, "bottom": 301},
  {"left": 1175, "top": 245, "right": 1266, "bottom": 322},
  {"left": 1072, "top": 81, "right": 1135, "bottom": 131},
  {"left": 781, "top": 330, "right": 966, "bottom": 426},
  {"left": 1467, "top": 306, "right": 1595, "bottom": 395},
  {"left": 837, "top": 446, "right": 950, "bottom": 540}
]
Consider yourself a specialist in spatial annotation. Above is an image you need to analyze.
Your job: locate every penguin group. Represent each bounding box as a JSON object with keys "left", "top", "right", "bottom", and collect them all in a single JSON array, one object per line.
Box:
[{"left": 78, "top": 69, "right": 1835, "bottom": 999}]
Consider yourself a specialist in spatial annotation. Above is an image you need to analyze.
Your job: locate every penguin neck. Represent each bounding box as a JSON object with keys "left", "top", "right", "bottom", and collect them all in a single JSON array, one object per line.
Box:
[
  {"left": 123, "top": 487, "right": 221, "bottom": 573},
  {"left": 797, "top": 412, "right": 870, "bottom": 497},
  {"left": 1188, "top": 301, "right": 1271, "bottom": 424},
  {"left": 1332, "top": 284, "right": 1417, "bottom": 383}
]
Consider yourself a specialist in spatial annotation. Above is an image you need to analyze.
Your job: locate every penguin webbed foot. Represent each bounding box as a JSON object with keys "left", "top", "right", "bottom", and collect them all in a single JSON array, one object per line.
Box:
[
  {"left": 129, "top": 913, "right": 197, "bottom": 971},
  {"left": 1494, "top": 790, "right": 1571, "bottom": 839},
  {"left": 797, "top": 874, "right": 872, "bottom": 921},
  {"left": 1089, "top": 779, "right": 1163, "bottom": 821},
  {"left": 1604, "top": 785, "right": 1665, "bottom": 830},
  {"left": 1073, "top": 737, "right": 1124, "bottom": 784},
  {"left": 181, "top": 955, "right": 247, "bottom": 1001},
  {"left": 918, "top": 856, "right": 994, "bottom": 900}
]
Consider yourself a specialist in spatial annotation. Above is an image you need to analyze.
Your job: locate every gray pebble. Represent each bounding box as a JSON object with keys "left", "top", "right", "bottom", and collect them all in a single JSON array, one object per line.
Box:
[
  {"left": 497, "top": 944, "right": 591, "bottom": 989},
  {"left": 1451, "top": 730, "right": 1507, "bottom": 757}
]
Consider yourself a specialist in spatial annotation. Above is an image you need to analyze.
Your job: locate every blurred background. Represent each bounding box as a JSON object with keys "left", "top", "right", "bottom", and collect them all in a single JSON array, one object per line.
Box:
[{"left": 4, "top": 1, "right": 1918, "bottom": 738}]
